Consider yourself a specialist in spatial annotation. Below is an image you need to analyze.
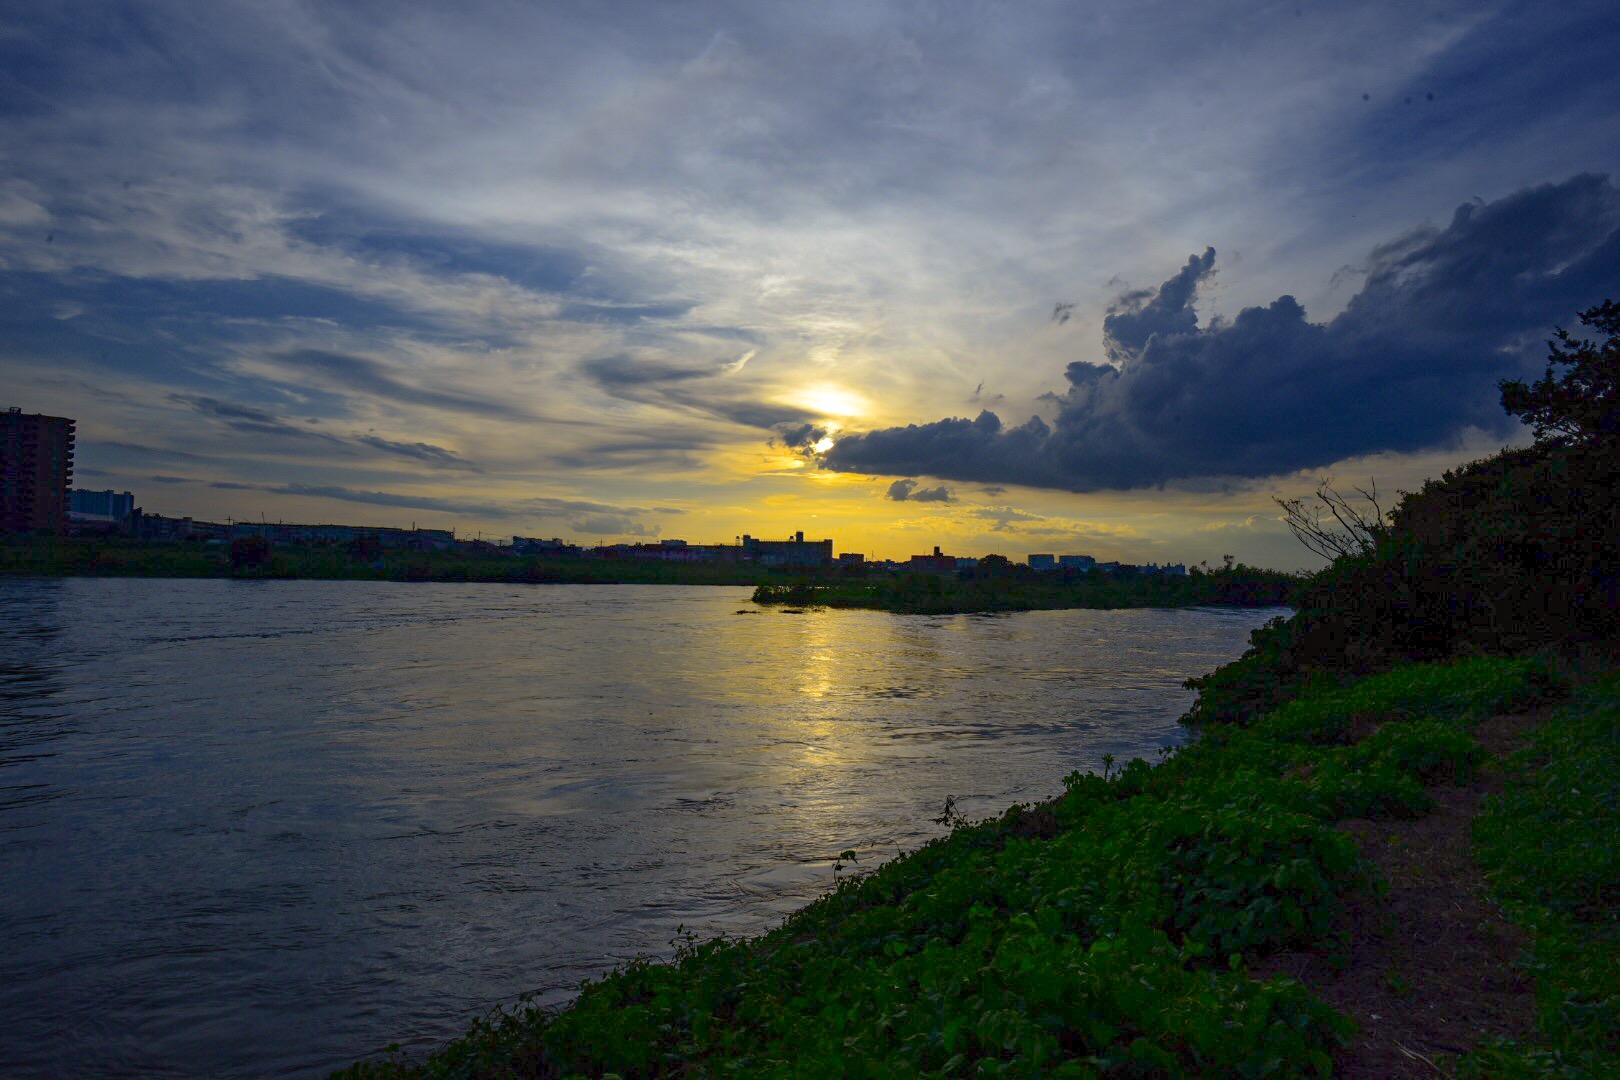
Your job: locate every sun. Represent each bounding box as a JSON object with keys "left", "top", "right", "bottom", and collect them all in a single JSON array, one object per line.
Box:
[{"left": 796, "top": 384, "right": 868, "bottom": 418}]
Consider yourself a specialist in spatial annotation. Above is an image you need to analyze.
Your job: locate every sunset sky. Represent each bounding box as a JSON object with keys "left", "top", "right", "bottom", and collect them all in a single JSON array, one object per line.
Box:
[{"left": 3, "top": 1, "right": 1617, "bottom": 566}]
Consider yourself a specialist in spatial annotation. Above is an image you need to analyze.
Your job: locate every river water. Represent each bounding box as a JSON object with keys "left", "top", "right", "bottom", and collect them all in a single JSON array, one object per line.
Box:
[{"left": 0, "top": 579, "right": 1282, "bottom": 1077}]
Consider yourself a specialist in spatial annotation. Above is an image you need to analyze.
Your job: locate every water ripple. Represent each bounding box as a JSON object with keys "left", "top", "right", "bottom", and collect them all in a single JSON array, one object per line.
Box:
[{"left": 0, "top": 579, "right": 1281, "bottom": 1077}]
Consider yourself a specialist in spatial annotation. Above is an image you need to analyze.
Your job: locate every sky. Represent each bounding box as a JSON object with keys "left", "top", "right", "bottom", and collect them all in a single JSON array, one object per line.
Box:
[{"left": 3, "top": 1, "right": 1618, "bottom": 567}]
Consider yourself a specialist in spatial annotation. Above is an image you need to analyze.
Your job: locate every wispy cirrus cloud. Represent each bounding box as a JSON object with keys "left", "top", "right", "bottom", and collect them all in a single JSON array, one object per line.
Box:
[{"left": 1, "top": 2, "right": 1616, "bottom": 563}]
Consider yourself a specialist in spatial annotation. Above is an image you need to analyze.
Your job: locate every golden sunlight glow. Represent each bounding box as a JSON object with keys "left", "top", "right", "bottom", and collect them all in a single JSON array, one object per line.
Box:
[
  {"left": 811, "top": 435, "right": 836, "bottom": 453},
  {"left": 796, "top": 384, "right": 868, "bottom": 418}
]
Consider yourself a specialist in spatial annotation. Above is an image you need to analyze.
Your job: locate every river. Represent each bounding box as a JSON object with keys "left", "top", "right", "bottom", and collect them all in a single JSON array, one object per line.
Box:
[{"left": 0, "top": 579, "right": 1282, "bottom": 1077}]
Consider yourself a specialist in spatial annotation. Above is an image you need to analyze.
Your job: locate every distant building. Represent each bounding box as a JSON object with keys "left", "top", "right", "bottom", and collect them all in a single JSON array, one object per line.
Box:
[
  {"left": 954, "top": 557, "right": 979, "bottom": 570},
  {"left": 1, "top": 409, "right": 75, "bottom": 533},
  {"left": 742, "top": 531, "right": 833, "bottom": 568},
  {"left": 134, "top": 513, "right": 212, "bottom": 541},
  {"left": 1028, "top": 553, "right": 1056, "bottom": 571},
  {"left": 223, "top": 521, "right": 454, "bottom": 549},
  {"left": 70, "top": 488, "right": 136, "bottom": 523},
  {"left": 512, "top": 536, "right": 580, "bottom": 557},
  {"left": 837, "top": 552, "right": 865, "bottom": 564},
  {"left": 456, "top": 538, "right": 511, "bottom": 557},
  {"left": 908, "top": 546, "right": 957, "bottom": 573},
  {"left": 1057, "top": 554, "right": 1095, "bottom": 571}
]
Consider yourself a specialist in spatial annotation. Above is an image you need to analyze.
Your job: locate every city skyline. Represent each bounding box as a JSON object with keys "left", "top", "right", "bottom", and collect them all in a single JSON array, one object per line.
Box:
[{"left": 2, "top": 3, "right": 1618, "bottom": 567}]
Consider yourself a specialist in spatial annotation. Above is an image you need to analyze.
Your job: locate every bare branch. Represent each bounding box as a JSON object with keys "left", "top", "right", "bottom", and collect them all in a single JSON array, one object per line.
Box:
[{"left": 1275, "top": 477, "right": 1389, "bottom": 563}]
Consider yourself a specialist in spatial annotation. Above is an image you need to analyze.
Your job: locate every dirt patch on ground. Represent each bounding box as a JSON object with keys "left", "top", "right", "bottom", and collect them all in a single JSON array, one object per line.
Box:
[{"left": 1250, "top": 708, "right": 1552, "bottom": 1078}]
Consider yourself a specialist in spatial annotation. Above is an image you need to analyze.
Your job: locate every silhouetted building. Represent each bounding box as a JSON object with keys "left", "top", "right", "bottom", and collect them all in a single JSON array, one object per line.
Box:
[
  {"left": 907, "top": 546, "right": 957, "bottom": 573},
  {"left": 512, "top": 536, "right": 581, "bottom": 557},
  {"left": 224, "top": 521, "right": 455, "bottom": 549},
  {"left": 742, "top": 531, "right": 833, "bottom": 568},
  {"left": 1, "top": 408, "right": 75, "bottom": 534},
  {"left": 70, "top": 488, "right": 136, "bottom": 522},
  {"left": 1057, "top": 554, "right": 1095, "bottom": 571},
  {"left": 1028, "top": 553, "right": 1056, "bottom": 571}
]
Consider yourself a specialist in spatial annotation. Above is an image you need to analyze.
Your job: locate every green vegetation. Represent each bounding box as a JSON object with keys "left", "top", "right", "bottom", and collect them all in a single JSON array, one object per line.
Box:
[
  {"left": 1461, "top": 674, "right": 1620, "bottom": 1078},
  {"left": 338, "top": 302, "right": 1619, "bottom": 1077},
  {"left": 753, "top": 563, "right": 1297, "bottom": 614},
  {"left": 0, "top": 537, "right": 783, "bottom": 586},
  {"left": 1182, "top": 440, "right": 1617, "bottom": 729},
  {"left": 337, "top": 656, "right": 1569, "bottom": 1079},
  {"left": 1187, "top": 301, "right": 1619, "bottom": 728}
]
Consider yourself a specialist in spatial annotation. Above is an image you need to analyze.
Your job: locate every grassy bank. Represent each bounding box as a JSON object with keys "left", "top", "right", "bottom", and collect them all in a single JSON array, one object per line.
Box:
[
  {"left": 339, "top": 653, "right": 1605, "bottom": 1078},
  {"left": 1462, "top": 672, "right": 1620, "bottom": 1077}
]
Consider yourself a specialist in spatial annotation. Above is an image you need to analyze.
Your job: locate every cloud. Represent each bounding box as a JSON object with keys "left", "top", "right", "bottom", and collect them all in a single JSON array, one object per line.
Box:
[
  {"left": 571, "top": 514, "right": 657, "bottom": 537},
  {"left": 1101, "top": 248, "right": 1215, "bottom": 363},
  {"left": 523, "top": 495, "right": 681, "bottom": 517},
  {"left": 775, "top": 422, "right": 829, "bottom": 449},
  {"left": 580, "top": 353, "right": 712, "bottom": 387},
  {"left": 168, "top": 393, "right": 346, "bottom": 443},
  {"left": 277, "top": 349, "right": 535, "bottom": 422},
  {"left": 824, "top": 175, "right": 1620, "bottom": 492},
  {"left": 969, "top": 505, "right": 1045, "bottom": 532},
  {"left": 886, "top": 477, "right": 955, "bottom": 503},
  {"left": 271, "top": 482, "right": 515, "bottom": 518},
  {"left": 354, "top": 434, "right": 478, "bottom": 471}
]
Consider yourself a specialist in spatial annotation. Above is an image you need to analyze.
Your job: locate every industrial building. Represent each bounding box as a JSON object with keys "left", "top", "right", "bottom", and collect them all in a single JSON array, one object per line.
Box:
[{"left": 741, "top": 531, "right": 833, "bottom": 568}]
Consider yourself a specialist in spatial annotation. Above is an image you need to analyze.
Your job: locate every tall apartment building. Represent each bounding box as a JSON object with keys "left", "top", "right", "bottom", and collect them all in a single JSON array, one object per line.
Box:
[{"left": 1, "top": 408, "right": 76, "bottom": 533}]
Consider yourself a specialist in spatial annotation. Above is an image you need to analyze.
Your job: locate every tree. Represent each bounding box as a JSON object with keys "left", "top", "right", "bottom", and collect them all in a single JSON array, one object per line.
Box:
[
  {"left": 1274, "top": 478, "right": 1388, "bottom": 563},
  {"left": 1499, "top": 299, "right": 1619, "bottom": 447},
  {"left": 978, "top": 553, "right": 1013, "bottom": 577},
  {"left": 230, "top": 535, "right": 271, "bottom": 572}
]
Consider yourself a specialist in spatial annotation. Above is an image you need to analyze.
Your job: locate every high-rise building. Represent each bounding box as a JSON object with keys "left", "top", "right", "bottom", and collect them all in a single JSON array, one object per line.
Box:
[{"left": 1, "top": 408, "right": 76, "bottom": 533}]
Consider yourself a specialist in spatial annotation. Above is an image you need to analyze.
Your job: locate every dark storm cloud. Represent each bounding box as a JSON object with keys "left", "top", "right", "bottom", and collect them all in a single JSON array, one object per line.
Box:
[
  {"left": 1101, "top": 248, "right": 1215, "bottom": 364},
  {"left": 353, "top": 434, "right": 478, "bottom": 471},
  {"left": 824, "top": 175, "right": 1620, "bottom": 492},
  {"left": 886, "top": 478, "right": 954, "bottom": 503},
  {"left": 775, "top": 422, "right": 829, "bottom": 449}
]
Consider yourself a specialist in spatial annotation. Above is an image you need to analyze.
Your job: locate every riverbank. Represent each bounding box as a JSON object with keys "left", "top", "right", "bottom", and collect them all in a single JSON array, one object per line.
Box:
[
  {"left": 337, "top": 651, "right": 1617, "bottom": 1077},
  {"left": 0, "top": 536, "right": 781, "bottom": 586},
  {"left": 752, "top": 566, "right": 1298, "bottom": 615},
  {"left": 2, "top": 537, "right": 1300, "bottom": 611}
]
